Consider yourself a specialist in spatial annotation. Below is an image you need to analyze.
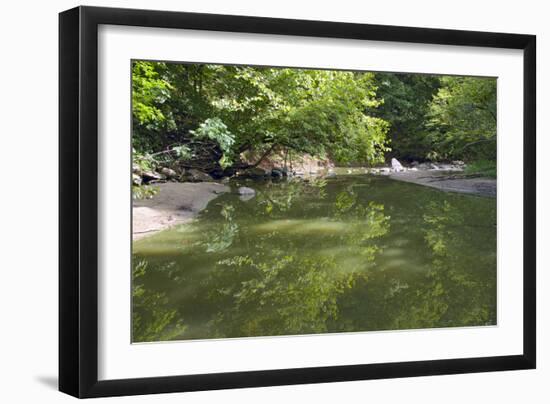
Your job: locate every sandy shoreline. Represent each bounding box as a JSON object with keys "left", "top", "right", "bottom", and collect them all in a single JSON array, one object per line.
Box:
[{"left": 133, "top": 182, "right": 229, "bottom": 240}]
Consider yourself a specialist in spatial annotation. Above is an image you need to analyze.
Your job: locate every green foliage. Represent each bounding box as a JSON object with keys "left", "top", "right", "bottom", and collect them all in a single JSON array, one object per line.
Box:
[
  {"left": 372, "top": 73, "right": 440, "bottom": 160},
  {"left": 171, "top": 144, "right": 192, "bottom": 160},
  {"left": 132, "top": 146, "right": 161, "bottom": 199},
  {"left": 263, "top": 69, "right": 390, "bottom": 164},
  {"left": 464, "top": 160, "right": 497, "bottom": 178},
  {"left": 132, "top": 61, "right": 174, "bottom": 152},
  {"left": 132, "top": 62, "right": 391, "bottom": 173},
  {"left": 132, "top": 61, "right": 497, "bottom": 174},
  {"left": 190, "top": 118, "right": 236, "bottom": 168},
  {"left": 132, "top": 147, "right": 157, "bottom": 172},
  {"left": 426, "top": 76, "right": 496, "bottom": 161},
  {"left": 132, "top": 184, "right": 158, "bottom": 200},
  {"left": 372, "top": 73, "right": 496, "bottom": 164}
]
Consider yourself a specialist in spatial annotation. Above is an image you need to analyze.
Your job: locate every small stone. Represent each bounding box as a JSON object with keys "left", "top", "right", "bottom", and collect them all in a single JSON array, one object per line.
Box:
[
  {"left": 186, "top": 169, "right": 213, "bottom": 182},
  {"left": 237, "top": 186, "right": 256, "bottom": 195},
  {"left": 132, "top": 173, "right": 142, "bottom": 185},
  {"left": 160, "top": 167, "right": 178, "bottom": 179},
  {"left": 141, "top": 170, "right": 163, "bottom": 183}
]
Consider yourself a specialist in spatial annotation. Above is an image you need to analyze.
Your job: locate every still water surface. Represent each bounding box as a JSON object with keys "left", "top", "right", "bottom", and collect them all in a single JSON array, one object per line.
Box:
[{"left": 132, "top": 175, "right": 496, "bottom": 342}]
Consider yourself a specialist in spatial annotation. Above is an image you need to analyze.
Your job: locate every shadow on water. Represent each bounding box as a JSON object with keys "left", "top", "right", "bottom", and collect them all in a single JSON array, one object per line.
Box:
[{"left": 132, "top": 175, "right": 497, "bottom": 342}]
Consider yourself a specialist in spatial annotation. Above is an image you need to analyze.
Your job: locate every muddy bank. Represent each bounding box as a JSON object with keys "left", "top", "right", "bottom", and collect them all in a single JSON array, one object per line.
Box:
[
  {"left": 133, "top": 182, "right": 229, "bottom": 240},
  {"left": 388, "top": 170, "right": 496, "bottom": 197}
]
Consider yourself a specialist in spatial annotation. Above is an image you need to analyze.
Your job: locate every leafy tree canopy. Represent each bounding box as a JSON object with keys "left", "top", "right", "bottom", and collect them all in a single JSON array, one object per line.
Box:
[
  {"left": 132, "top": 61, "right": 497, "bottom": 175},
  {"left": 426, "top": 76, "right": 497, "bottom": 161}
]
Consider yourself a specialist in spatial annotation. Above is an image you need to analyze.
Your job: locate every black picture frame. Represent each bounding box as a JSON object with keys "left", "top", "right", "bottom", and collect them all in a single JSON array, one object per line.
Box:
[{"left": 59, "top": 5, "right": 536, "bottom": 398}]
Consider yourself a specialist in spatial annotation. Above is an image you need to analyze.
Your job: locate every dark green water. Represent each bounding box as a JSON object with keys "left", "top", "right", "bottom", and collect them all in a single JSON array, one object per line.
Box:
[{"left": 132, "top": 175, "right": 496, "bottom": 343}]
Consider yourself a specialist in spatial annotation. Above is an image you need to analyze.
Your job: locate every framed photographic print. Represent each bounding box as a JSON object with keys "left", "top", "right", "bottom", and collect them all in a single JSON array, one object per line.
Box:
[{"left": 59, "top": 6, "right": 536, "bottom": 398}]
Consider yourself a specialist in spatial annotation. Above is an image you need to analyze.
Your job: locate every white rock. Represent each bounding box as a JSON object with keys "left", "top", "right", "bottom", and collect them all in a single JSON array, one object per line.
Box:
[
  {"left": 237, "top": 186, "right": 256, "bottom": 195},
  {"left": 391, "top": 158, "right": 404, "bottom": 172}
]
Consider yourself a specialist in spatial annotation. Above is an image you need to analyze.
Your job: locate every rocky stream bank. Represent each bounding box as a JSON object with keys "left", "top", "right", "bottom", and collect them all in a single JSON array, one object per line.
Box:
[{"left": 132, "top": 159, "right": 496, "bottom": 240}]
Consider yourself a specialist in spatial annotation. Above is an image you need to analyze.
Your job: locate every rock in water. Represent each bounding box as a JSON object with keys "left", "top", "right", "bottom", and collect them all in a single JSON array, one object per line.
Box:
[
  {"left": 391, "top": 158, "right": 404, "bottom": 172},
  {"left": 237, "top": 186, "right": 256, "bottom": 195},
  {"left": 237, "top": 186, "right": 256, "bottom": 201}
]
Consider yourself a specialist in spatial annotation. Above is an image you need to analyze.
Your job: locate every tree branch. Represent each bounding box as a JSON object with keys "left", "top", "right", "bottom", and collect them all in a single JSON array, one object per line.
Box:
[
  {"left": 460, "top": 138, "right": 496, "bottom": 151},
  {"left": 235, "top": 144, "right": 277, "bottom": 169}
]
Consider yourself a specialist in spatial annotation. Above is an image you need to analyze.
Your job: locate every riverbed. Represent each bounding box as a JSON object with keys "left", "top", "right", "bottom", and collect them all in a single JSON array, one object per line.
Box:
[{"left": 132, "top": 174, "right": 497, "bottom": 342}]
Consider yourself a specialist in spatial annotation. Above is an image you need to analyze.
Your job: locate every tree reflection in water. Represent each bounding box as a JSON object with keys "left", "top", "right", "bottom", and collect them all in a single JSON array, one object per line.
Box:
[{"left": 132, "top": 176, "right": 496, "bottom": 342}]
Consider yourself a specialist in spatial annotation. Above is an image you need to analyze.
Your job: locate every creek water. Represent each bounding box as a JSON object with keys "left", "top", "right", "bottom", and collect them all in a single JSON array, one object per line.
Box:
[{"left": 132, "top": 174, "right": 496, "bottom": 342}]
